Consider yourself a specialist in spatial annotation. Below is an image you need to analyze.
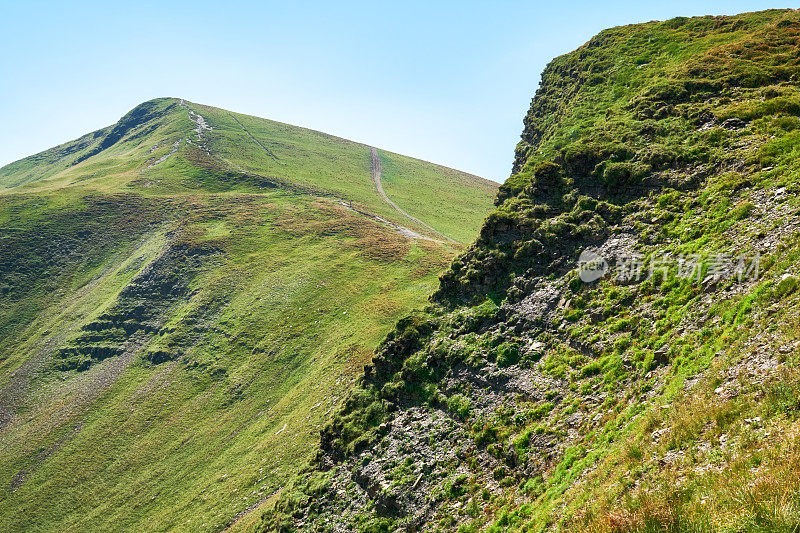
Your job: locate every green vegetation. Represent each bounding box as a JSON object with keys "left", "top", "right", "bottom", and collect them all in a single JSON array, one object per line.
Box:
[
  {"left": 378, "top": 152, "right": 497, "bottom": 243},
  {"left": 263, "top": 9, "right": 800, "bottom": 532},
  {"left": 0, "top": 98, "right": 496, "bottom": 531}
]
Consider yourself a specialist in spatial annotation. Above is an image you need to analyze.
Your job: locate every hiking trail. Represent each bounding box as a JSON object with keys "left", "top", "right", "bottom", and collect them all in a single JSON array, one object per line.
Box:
[{"left": 369, "top": 147, "right": 457, "bottom": 244}]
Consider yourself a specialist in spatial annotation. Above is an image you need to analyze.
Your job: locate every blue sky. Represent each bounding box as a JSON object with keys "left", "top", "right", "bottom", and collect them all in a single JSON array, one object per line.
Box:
[{"left": 0, "top": 1, "right": 794, "bottom": 182}]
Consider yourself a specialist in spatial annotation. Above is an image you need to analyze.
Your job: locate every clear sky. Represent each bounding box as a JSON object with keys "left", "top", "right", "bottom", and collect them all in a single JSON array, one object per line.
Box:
[{"left": 0, "top": 1, "right": 794, "bottom": 182}]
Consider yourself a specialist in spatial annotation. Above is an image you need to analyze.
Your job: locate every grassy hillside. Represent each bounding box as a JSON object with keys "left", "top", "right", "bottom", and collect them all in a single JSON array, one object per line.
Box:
[
  {"left": 2, "top": 99, "right": 495, "bottom": 243},
  {"left": 264, "top": 9, "right": 800, "bottom": 532},
  {"left": 0, "top": 99, "right": 496, "bottom": 531}
]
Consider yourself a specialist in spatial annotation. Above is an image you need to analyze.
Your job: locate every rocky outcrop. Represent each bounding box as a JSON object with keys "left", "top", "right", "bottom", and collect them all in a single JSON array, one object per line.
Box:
[
  {"left": 53, "top": 241, "right": 218, "bottom": 372},
  {"left": 264, "top": 10, "right": 800, "bottom": 532}
]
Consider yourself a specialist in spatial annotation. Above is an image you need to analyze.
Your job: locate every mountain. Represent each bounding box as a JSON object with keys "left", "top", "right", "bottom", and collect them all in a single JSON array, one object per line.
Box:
[
  {"left": 264, "top": 9, "right": 800, "bottom": 532},
  {"left": 0, "top": 98, "right": 497, "bottom": 531}
]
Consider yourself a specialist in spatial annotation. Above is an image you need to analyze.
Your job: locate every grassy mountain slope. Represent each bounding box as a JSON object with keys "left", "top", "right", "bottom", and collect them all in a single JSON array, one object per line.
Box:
[
  {"left": 265, "top": 9, "right": 800, "bottom": 532},
  {"left": 2, "top": 99, "right": 495, "bottom": 243},
  {"left": 0, "top": 99, "right": 496, "bottom": 531}
]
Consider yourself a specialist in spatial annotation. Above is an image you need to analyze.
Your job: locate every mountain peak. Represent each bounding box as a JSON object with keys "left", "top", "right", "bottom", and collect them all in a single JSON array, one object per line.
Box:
[{"left": 0, "top": 86, "right": 498, "bottom": 531}]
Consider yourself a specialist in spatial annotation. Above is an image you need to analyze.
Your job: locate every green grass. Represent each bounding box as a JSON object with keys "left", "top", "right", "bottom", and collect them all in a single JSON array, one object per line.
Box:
[
  {"left": 261, "top": 9, "right": 800, "bottom": 532},
  {"left": 1, "top": 98, "right": 495, "bottom": 242},
  {"left": 0, "top": 99, "right": 496, "bottom": 531},
  {"left": 378, "top": 151, "right": 497, "bottom": 243}
]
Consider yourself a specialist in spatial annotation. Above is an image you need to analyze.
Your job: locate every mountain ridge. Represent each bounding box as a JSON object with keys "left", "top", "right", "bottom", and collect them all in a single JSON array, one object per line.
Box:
[
  {"left": 0, "top": 96, "right": 491, "bottom": 193},
  {"left": 1, "top": 97, "right": 496, "bottom": 245},
  {"left": 263, "top": 8, "right": 800, "bottom": 532}
]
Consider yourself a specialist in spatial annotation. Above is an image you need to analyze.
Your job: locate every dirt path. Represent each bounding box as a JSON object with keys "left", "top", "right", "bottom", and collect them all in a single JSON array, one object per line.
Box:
[
  {"left": 222, "top": 121, "right": 442, "bottom": 242},
  {"left": 334, "top": 200, "right": 444, "bottom": 243},
  {"left": 221, "top": 490, "right": 280, "bottom": 532},
  {"left": 146, "top": 99, "right": 208, "bottom": 168},
  {"left": 369, "top": 147, "right": 457, "bottom": 244},
  {"left": 216, "top": 124, "right": 446, "bottom": 244},
  {"left": 163, "top": 103, "right": 448, "bottom": 246}
]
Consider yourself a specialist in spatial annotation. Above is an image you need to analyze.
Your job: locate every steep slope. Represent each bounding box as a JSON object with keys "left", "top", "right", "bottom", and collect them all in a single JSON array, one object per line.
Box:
[
  {"left": 0, "top": 100, "right": 497, "bottom": 531},
  {"left": 265, "top": 9, "right": 800, "bottom": 532}
]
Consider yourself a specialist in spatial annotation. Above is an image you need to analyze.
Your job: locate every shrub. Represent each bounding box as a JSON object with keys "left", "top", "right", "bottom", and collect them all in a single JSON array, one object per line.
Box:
[
  {"left": 581, "top": 360, "right": 602, "bottom": 377},
  {"left": 532, "top": 160, "right": 562, "bottom": 186},
  {"left": 598, "top": 161, "right": 651, "bottom": 188},
  {"left": 731, "top": 201, "right": 755, "bottom": 220},
  {"left": 521, "top": 476, "right": 545, "bottom": 497},
  {"left": 775, "top": 274, "right": 798, "bottom": 298},
  {"left": 448, "top": 394, "right": 473, "bottom": 419},
  {"left": 496, "top": 341, "right": 521, "bottom": 367}
]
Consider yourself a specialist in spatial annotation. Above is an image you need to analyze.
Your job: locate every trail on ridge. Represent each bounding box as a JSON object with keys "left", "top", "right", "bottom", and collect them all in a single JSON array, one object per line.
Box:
[
  {"left": 225, "top": 115, "right": 450, "bottom": 244},
  {"left": 369, "top": 147, "right": 457, "bottom": 244}
]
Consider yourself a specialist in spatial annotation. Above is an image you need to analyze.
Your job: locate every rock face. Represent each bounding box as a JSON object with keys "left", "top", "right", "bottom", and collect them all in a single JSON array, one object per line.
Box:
[
  {"left": 53, "top": 241, "right": 217, "bottom": 372},
  {"left": 265, "top": 10, "right": 800, "bottom": 532}
]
